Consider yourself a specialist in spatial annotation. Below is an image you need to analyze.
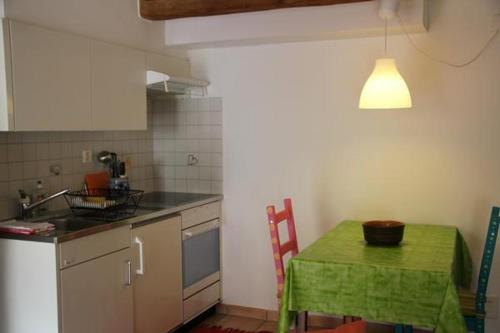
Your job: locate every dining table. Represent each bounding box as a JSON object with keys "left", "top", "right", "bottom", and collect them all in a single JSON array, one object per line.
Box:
[{"left": 277, "top": 220, "right": 473, "bottom": 333}]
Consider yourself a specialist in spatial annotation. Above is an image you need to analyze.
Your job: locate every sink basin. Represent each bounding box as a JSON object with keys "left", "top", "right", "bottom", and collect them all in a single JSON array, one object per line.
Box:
[{"left": 47, "top": 218, "right": 108, "bottom": 232}]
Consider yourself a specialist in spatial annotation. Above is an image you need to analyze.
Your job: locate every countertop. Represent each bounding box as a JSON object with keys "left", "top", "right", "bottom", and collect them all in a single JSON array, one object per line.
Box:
[{"left": 0, "top": 192, "right": 222, "bottom": 243}]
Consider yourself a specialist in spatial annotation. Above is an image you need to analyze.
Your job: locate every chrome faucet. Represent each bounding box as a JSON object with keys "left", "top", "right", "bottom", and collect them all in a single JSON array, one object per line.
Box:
[{"left": 20, "top": 189, "right": 70, "bottom": 219}]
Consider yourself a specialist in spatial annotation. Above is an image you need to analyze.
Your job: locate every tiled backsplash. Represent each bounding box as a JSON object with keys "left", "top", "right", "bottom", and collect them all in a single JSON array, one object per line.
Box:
[
  {"left": 0, "top": 96, "right": 223, "bottom": 218},
  {"left": 0, "top": 129, "right": 154, "bottom": 214},
  {"left": 151, "top": 97, "right": 223, "bottom": 194}
]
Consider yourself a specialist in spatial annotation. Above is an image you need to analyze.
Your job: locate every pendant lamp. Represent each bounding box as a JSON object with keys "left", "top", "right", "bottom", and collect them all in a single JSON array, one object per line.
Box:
[{"left": 359, "top": 0, "right": 412, "bottom": 109}]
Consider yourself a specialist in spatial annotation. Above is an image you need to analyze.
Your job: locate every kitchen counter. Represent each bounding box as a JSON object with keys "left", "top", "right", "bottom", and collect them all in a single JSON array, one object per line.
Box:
[{"left": 0, "top": 192, "right": 222, "bottom": 243}]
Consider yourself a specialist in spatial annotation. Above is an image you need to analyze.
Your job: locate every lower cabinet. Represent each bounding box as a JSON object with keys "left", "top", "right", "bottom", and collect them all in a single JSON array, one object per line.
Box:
[
  {"left": 132, "top": 216, "right": 183, "bottom": 333},
  {"left": 60, "top": 248, "right": 134, "bottom": 333}
]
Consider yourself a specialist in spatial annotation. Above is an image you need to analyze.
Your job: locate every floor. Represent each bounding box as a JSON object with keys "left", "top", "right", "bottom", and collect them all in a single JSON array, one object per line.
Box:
[
  {"left": 191, "top": 312, "right": 431, "bottom": 333},
  {"left": 196, "top": 313, "right": 279, "bottom": 332}
]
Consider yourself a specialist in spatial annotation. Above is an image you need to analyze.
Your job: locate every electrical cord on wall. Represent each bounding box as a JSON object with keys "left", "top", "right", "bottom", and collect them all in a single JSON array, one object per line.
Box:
[{"left": 397, "top": 13, "right": 500, "bottom": 68}]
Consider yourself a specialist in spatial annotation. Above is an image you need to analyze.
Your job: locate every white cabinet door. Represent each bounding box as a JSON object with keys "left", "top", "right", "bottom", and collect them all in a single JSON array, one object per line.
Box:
[
  {"left": 132, "top": 216, "right": 183, "bottom": 333},
  {"left": 9, "top": 21, "right": 92, "bottom": 131},
  {"left": 60, "top": 248, "right": 134, "bottom": 333},
  {"left": 91, "top": 40, "right": 147, "bottom": 130}
]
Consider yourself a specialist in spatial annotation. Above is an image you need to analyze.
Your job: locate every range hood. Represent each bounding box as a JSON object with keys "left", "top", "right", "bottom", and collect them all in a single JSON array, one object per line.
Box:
[{"left": 147, "top": 70, "right": 209, "bottom": 97}]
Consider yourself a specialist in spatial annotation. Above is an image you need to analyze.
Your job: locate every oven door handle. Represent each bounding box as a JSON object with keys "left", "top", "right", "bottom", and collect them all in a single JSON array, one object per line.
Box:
[
  {"left": 134, "top": 236, "right": 145, "bottom": 276},
  {"left": 182, "top": 220, "right": 219, "bottom": 240}
]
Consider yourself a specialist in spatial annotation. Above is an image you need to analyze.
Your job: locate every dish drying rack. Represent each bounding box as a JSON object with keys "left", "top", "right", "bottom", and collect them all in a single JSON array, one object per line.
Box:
[{"left": 64, "top": 189, "right": 143, "bottom": 220}]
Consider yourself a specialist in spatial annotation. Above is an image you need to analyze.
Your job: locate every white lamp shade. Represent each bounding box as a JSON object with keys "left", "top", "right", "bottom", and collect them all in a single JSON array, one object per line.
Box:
[{"left": 359, "top": 58, "right": 412, "bottom": 109}]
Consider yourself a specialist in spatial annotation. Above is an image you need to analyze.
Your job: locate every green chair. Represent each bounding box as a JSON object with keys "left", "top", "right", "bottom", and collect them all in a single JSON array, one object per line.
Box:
[{"left": 396, "top": 206, "right": 499, "bottom": 333}]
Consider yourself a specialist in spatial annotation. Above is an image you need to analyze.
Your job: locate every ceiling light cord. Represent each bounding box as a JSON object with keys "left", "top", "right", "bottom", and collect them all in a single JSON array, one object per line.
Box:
[
  {"left": 385, "top": 19, "right": 388, "bottom": 56},
  {"left": 397, "top": 13, "right": 500, "bottom": 68}
]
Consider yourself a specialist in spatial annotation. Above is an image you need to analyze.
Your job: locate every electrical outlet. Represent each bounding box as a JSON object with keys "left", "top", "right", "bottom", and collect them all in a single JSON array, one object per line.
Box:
[
  {"left": 49, "top": 164, "right": 62, "bottom": 176},
  {"left": 187, "top": 153, "right": 199, "bottom": 166},
  {"left": 486, "top": 295, "right": 499, "bottom": 319},
  {"left": 82, "top": 150, "right": 93, "bottom": 163}
]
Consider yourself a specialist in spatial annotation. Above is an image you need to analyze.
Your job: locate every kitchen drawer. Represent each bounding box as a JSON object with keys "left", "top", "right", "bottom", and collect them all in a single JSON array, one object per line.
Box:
[
  {"left": 181, "top": 202, "right": 220, "bottom": 229},
  {"left": 183, "top": 282, "right": 220, "bottom": 323},
  {"left": 59, "top": 226, "right": 130, "bottom": 269}
]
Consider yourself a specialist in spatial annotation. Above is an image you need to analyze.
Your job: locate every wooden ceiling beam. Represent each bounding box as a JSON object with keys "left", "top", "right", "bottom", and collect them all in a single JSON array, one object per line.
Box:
[{"left": 140, "top": 0, "right": 371, "bottom": 20}]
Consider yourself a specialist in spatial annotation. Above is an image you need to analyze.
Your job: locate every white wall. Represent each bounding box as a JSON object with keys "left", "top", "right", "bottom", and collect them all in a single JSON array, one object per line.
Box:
[
  {"left": 2, "top": 0, "right": 186, "bottom": 59},
  {"left": 188, "top": 0, "right": 500, "bottom": 329}
]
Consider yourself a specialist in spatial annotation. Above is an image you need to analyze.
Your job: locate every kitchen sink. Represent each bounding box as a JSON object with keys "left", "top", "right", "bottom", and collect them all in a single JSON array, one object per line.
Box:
[{"left": 47, "top": 218, "right": 109, "bottom": 232}]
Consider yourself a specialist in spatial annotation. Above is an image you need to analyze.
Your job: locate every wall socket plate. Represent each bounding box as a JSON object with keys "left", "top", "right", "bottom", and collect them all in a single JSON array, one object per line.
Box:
[
  {"left": 486, "top": 295, "right": 499, "bottom": 319},
  {"left": 82, "top": 150, "right": 93, "bottom": 163}
]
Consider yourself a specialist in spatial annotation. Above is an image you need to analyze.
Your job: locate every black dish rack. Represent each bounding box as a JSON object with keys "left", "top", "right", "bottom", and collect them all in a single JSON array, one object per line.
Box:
[{"left": 64, "top": 189, "right": 144, "bottom": 220}]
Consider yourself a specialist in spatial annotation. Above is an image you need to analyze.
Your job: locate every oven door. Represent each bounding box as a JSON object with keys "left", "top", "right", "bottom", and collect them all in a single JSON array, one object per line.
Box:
[{"left": 182, "top": 219, "right": 220, "bottom": 299}]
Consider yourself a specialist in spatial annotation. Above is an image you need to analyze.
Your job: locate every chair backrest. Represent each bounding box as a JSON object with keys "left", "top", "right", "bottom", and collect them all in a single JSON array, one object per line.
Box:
[
  {"left": 266, "top": 198, "right": 299, "bottom": 299},
  {"left": 476, "top": 206, "right": 500, "bottom": 314}
]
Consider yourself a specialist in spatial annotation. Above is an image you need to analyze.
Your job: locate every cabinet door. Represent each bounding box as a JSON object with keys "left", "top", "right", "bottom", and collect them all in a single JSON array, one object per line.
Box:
[
  {"left": 91, "top": 40, "right": 147, "bottom": 130},
  {"left": 132, "top": 216, "right": 182, "bottom": 333},
  {"left": 9, "top": 21, "right": 92, "bottom": 130},
  {"left": 60, "top": 248, "right": 133, "bottom": 333}
]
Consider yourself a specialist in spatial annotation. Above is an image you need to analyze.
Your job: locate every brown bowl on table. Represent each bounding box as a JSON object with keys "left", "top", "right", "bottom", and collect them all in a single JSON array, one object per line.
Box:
[{"left": 362, "top": 220, "right": 405, "bottom": 246}]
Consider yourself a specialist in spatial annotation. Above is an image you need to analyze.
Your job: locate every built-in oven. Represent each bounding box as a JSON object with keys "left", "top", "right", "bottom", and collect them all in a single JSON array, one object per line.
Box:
[{"left": 182, "top": 218, "right": 220, "bottom": 322}]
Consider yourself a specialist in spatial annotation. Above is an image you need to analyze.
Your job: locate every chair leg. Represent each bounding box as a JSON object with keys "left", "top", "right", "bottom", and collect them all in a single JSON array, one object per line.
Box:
[
  {"left": 395, "top": 325, "right": 413, "bottom": 333},
  {"left": 395, "top": 324, "right": 404, "bottom": 333},
  {"left": 295, "top": 312, "right": 307, "bottom": 333},
  {"left": 304, "top": 311, "right": 308, "bottom": 331},
  {"left": 476, "top": 318, "right": 485, "bottom": 333}
]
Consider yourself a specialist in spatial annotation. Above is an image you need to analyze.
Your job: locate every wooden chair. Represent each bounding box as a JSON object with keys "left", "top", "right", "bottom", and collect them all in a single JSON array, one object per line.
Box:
[
  {"left": 396, "top": 206, "right": 500, "bottom": 333},
  {"left": 266, "top": 198, "right": 298, "bottom": 300},
  {"left": 459, "top": 206, "right": 500, "bottom": 333},
  {"left": 267, "top": 198, "right": 360, "bottom": 330}
]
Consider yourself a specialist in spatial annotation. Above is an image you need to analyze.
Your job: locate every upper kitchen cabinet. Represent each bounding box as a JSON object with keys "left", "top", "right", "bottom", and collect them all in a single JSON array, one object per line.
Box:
[
  {"left": 6, "top": 21, "right": 92, "bottom": 131},
  {"left": 91, "top": 40, "right": 147, "bottom": 130},
  {"left": 0, "top": 19, "right": 149, "bottom": 131}
]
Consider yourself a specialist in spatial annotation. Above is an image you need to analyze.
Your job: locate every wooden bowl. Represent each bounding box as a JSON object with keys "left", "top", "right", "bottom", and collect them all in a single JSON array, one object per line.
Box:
[{"left": 362, "top": 220, "right": 405, "bottom": 246}]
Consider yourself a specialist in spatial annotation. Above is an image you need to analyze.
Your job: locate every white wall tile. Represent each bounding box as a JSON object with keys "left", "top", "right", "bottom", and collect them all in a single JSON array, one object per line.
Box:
[
  {"left": 23, "top": 161, "right": 38, "bottom": 179},
  {"left": 187, "top": 180, "right": 200, "bottom": 193},
  {"left": 175, "top": 179, "right": 187, "bottom": 192},
  {"left": 209, "top": 97, "right": 222, "bottom": 112},
  {"left": 209, "top": 111, "right": 222, "bottom": 125},
  {"left": 9, "top": 163, "right": 24, "bottom": 180},
  {"left": 48, "top": 143, "right": 62, "bottom": 159},
  {"left": 0, "top": 144, "right": 8, "bottom": 162},
  {"left": 22, "top": 144, "right": 37, "bottom": 161},
  {"left": 150, "top": 96, "right": 223, "bottom": 194},
  {"left": 199, "top": 167, "right": 211, "bottom": 180},
  {"left": 8, "top": 144, "right": 24, "bottom": 162},
  {"left": 0, "top": 164, "right": 9, "bottom": 182},
  {"left": 186, "top": 166, "right": 199, "bottom": 180}
]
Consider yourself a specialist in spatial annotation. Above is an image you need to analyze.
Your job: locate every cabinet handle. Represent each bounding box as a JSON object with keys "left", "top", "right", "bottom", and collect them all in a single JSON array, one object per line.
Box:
[
  {"left": 126, "top": 260, "right": 132, "bottom": 286},
  {"left": 134, "top": 236, "right": 145, "bottom": 276}
]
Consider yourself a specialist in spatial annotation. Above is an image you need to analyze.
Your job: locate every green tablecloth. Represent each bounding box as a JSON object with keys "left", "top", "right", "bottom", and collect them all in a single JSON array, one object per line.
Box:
[{"left": 278, "top": 221, "right": 472, "bottom": 333}]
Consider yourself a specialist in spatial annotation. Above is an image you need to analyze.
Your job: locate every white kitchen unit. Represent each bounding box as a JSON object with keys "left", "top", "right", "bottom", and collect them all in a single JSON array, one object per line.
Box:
[
  {"left": 9, "top": 21, "right": 92, "bottom": 131},
  {"left": 132, "top": 215, "right": 183, "bottom": 333},
  {"left": 91, "top": 40, "right": 147, "bottom": 130},
  {"left": 0, "top": 238, "right": 59, "bottom": 333},
  {"left": 60, "top": 248, "right": 134, "bottom": 333},
  {"left": 0, "top": 19, "right": 147, "bottom": 131},
  {"left": 0, "top": 226, "right": 133, "bottom": 333}
]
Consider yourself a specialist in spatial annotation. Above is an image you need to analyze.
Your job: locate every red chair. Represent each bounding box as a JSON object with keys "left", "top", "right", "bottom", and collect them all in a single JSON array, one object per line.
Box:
[
  {"left": 266, "top": 198, "right": 298, "bottom": 300},
  {"left": 266, "top": 198, "right": 361, "bottom": 329}
]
